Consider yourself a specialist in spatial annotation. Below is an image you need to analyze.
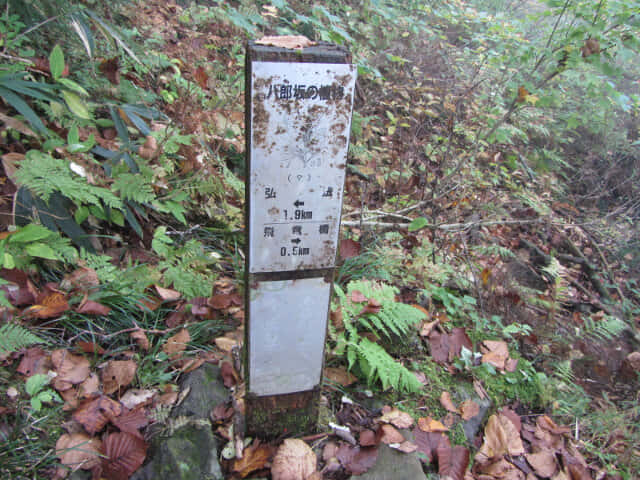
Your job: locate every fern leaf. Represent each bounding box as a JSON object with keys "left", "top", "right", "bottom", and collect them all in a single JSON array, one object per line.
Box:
[
  {"left": 352, "top": 338, "right": 422, "bottom": 393},
  {"left": 0, "top": 323, "right": 46, "bottom": 355},
  {"left": 584, "top": 315, "right": 627, "bottom": 341},
  {"left": 112, "top": 173, "right": 155, "bottom": 203},
  {"left": 16, "top": 151, "right": 123, "bottom": 209}
]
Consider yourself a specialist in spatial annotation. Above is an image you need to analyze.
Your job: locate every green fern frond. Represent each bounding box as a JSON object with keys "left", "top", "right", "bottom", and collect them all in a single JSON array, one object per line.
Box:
[
  {"left": 0, "top": 323, "right": 46, "bottom": 355},
  {"left": 352, "top": 338, "right": 422, "bottom": 393},
  {"left": 112, "top": 173, "right": 155, "bottom": 203},
  {"left": 471, "top": 244, "right": 516, "bottom": 260},
  {"left": 583, "top": 315, "right": 627, "bottom": 341},
  {"left": 16, "top": 151, "right": 123, "bottom": 209}
]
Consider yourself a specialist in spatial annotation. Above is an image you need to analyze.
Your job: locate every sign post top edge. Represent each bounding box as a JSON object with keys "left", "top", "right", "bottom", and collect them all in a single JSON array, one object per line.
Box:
[{"left": 247, "top": 40, "right": 351, "bottom": 64}]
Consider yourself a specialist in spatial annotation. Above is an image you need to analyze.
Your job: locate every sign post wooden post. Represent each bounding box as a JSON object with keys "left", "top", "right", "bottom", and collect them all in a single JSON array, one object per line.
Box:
[{"left": 244, "top": 40, "right": 356, "bottom": 437}]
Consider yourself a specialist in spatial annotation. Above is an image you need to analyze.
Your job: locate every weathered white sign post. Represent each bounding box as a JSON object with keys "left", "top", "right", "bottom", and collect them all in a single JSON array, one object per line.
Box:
[{"left": 244, "top": 39, "right": 356, "bottom": 437}]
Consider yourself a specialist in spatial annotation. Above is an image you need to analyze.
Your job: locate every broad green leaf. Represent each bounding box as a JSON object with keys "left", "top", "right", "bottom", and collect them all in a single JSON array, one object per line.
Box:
[
  {"left": 75, "top": 206, "right": 89, "bottom": 224},
  {"left": 25, "top": 243, "right": 58, "bottom": 260},
  {"left": 26, "top": 373, "right": 50, "bottom": 396},
  {"left": 408, "top": 217, "right": 429, "bottom": 232},
  {"left": 0, "top": 86, "right": 47, "bottom": 134},
  {"left": 62, "top": 91, "right": 90, "bottom": 119},
  {"left": 57, "top": 78, "right": 89, "bottom": 97},
  {"left": 9, "top": 224, "right": 52, "bottom": 243},
  {"left": 3, "top": 253, "right": 15, "bottom": 269},
  {"left": 49, "top": 45, "right": 65, "bottom": 81},
  {"left": 110, "top": 209, "right": 125, "bottom": 226}
]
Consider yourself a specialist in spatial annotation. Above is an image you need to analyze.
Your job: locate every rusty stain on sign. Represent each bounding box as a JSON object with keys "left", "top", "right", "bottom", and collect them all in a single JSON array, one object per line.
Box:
[{"left": 248, "top": 61, "right": 356, "bottom": 273}]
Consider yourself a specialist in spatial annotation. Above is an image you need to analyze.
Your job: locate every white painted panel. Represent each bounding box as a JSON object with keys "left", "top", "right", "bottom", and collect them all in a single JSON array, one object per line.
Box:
[
  {"left": 248, "top": 61, "right": 356, "bottom": 273},
  {"left": 248, "top": 277, "right": 331, "bottom": 396}
]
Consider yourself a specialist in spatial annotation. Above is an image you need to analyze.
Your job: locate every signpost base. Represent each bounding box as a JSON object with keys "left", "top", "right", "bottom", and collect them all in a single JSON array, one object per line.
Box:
[{"left": 246, "top": 388, "right": 320, "bottom": 438}]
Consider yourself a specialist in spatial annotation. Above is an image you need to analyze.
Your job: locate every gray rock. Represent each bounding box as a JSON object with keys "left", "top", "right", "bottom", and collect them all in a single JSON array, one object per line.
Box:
[
  {"left": 132, "top": 363, "right": 229, "bottom": 480},
  {"left": 172, "top": 363, "right": 229, "bottom": 418},
  {"left": 350, "top": 430, "right": 426, "bottom": 480},
  {"left": 132, "top": 423, "right": 223, "bottom": 480},
  {"left": 461, "top": 396, "right": 492, "bottom": 443}
]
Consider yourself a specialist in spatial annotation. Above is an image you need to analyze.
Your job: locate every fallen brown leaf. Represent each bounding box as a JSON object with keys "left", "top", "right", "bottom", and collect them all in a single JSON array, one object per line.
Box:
[
  {"left": 339, "top": 238, "right": 361, "bottom": 260},
  {"left": 271, "top": 438, "right": 314, "bottom": 480},
  {"left": 359, "top": 429, "right": 377, "bottom": 447},
  {"left": 102, "top": 360, "right": 137, "bottom": 395},
  {"left": 76, "top": 298, "right": 111, "bottom": 316},
  {"left": 154, "top": 284, "right": 181, "bottom": 302},
  {"left": 25, "top": 292, "right": 69, "bottom": 318},
  {"left": 379, "top": 406, "right": 414, "bottom": 429},
  {"left": 162, "top": 328, "right": 190, "bottom": 357},
  {"left": 56, "top": 432, "right": 103, "bottom": 472},
  {"left": 101, "top": 431, "right": 148, "bottom": 480},
  {"left": 336, "top": 444, "right": 378, "bottom": 475},
  {"left": 526, "top": 451, "right": 558, "bottom": 478},
  {"left": 440, "top": 391, "right": 460, "bottom": 414},
  {"left": 324, "top": 367, "right": 358, "bottom": 386},
  {"left": 390, "top": 441, "right": 418, "bottom": 453},
  {"left": 129, "top": 328, "right": 150, "bottom": 351},
  {"left": 437, "top": 444, "right": 470, "bottom": 480},
  {"left": 379, "top": 423, "right": 405, "bottom": 444},
  {"left": 418, "top": 416, "right": 449, "bottom": 433},
  {"left": 460, "top": 400, "right": 480, "bottom": 420},
  {"left": 413, "top": 427, "right": 450, "bottom": 463},
  {"left": 73, "top": 395, "right": 122, "bottom": 435},
  {"left": 477, "top": 414, "right": 525, "bottom": 463},
  {"left": 51, "top": 349, "right": 91, "bottom": 391}
]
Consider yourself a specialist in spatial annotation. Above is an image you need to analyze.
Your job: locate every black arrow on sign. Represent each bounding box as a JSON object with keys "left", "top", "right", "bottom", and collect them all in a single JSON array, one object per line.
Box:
[
  {"left": 291, "top": 238, "right": 301, "bottom": 244},
  {"left": 294, "top": 200, "right": 304, "bottom": 207}
]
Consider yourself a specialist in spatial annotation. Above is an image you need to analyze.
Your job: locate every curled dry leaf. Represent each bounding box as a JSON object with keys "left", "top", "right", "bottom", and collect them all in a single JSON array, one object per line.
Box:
[
  {"left": 390, "top": 441, "right": 418, "bottom": 453},
  {"left": 61, "top": 267, "right": 100, "bottom": 291},
  {"left": 418, "top": 416, "right": 449, "bottom": 433},
  {"left": 526, "top": 451, "right": 558, "bottom": 478},
  {"left": 215, "top": 335, "right": 237, "bottom": 353},
  {"left": 17, "top": 347, "right": 50, "bottom": 377},
  {"left": 102, "top": 431, "right": 148, "bottom": 480},
  {"left": 271, "top": 438, "right": 316, "bottom": 480},
  {"left": 76, "top": 298, "right": 111, "bottom": 316},
  {"left": 220, "top": 361, "right": 239, "bottom": 388},
  {"left": 460, "top": 400, "right": 480, "bottom": 421},
  {"left": 78, "top": 373, "right": 100, "bottom": 399},
  {"left": 379, "top": 423, "right": 405, "bottom": 444},
  {"left": 25, "top": 292, "right": 69, "bottom": 318},
  {"left": 481, "top": 340, "right": 510, "bottom": 371},
  {"left": 130, "top": 328, "right": 150, "bottom": 351},
  {"left": 440, "top": 391, "right": 460, "bottom": 414},
  {"left": 359, "top": 429, "right": 377, "bottom": 447},
  {"left": 336, "top": 444, "right": 378, "bottom": 475},
  {"left": 477, "top": 414, "right": 525, "bottom": 463},
  {"left": 120, "top": 389, "right": 155, "bottom": 410},
  {"left": 378, "top": 406, "right": 414, "bottom": 429},
  {"left": 154, "top": 284, "right": 181, "bottom": 302},
  {"left": 73, "top": 395, "right": 122, "bottom": 435},
  {"left": 102, "top": 360, "right": 137, "bottom": 395},
  {"left": 56, "top": 432, "right": 103, "bottom": 471},
  {"left": 51, "top": 349, "right": 91, "bottom": 391},
  {"left": 162, "top": 328, "right": 190, "bottom": 357},
  {"left": 324, "top": 367, "right": 358, "bottom": 387},
  {"left": 255, "top": 35, "right": 316, "bottom": 50}
]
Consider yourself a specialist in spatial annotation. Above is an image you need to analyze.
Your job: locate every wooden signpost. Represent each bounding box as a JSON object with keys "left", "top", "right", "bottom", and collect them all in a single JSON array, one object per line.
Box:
[{"left": 244, "top": 39, "right": 356, "bottom": 437}]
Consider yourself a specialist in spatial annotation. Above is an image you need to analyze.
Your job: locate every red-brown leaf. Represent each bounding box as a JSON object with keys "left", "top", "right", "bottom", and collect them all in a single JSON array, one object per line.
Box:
[
  {"left": 336, "top": 444, "right": 378, "bottom": 475},
  {"left": 112, "top": 408, "right": 149, "bottom": 438},
  {"left": 99, "top": 57, "right": 120, "bottom": 85},
  {"left": 73, "top": 395, "right": 122, "bottom": 435},
  {"left": 76, "top": 298, "right": 111, "bottom": 316},
  {"left": 194, "top": 66, "right": 209, "bottom": 89},
  {"left": 437, "top": 445, "right": 469, "bottom": 480},
  {"left": 220, "top": 361, "right": 238, "bottom": 388},
  {"left": 101, "top": 432, "right": 148, "bottom": 480},
  {"left": 339, "top": 238, "right": 361, "bottom": 260},
  {"left": 412, "top": 427, "right": 450, "bottom": 463}
]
